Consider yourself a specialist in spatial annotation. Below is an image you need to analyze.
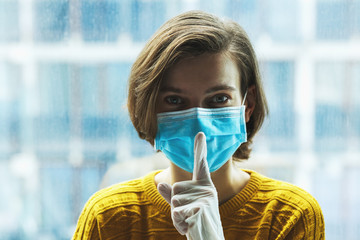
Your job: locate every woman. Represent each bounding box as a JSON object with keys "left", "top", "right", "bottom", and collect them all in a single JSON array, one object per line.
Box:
[{"left": 73, "top": 11, "right": 324, "bottom": 240}]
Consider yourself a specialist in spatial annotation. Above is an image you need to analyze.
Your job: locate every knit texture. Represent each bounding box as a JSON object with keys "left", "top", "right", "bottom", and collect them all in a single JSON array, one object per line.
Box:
[{"left": 72, "top": 170, "right": 325, "bottom": 240}]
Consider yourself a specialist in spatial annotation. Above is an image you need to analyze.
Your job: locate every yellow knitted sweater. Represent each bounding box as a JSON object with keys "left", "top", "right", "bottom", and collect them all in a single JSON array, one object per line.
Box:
[{"left": 72, "top": 170, "right": 325, "bottom": 240}]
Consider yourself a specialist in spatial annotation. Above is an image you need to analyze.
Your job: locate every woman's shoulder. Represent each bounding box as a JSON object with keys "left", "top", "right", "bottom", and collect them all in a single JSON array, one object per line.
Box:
[
  {"left": 84, "top": 171, "right": 160, "bottom": 215},
  {"left": 72, "top": 171, "right": 164, "bottom": 239},
  {"left": 249, "top": 170, "right": 320, "bottom": 209},
  {"left": 233, "top": 170, "right": 325, "bottom": 239},
  {"left": 246, "top": 170, "right": 324, "bottom": 231}
]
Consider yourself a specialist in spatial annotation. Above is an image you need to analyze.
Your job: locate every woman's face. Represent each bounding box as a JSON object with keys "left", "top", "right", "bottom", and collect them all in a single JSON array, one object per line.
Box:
[{"left": 156, "top": 53, "right": 243, "bottom": 113}]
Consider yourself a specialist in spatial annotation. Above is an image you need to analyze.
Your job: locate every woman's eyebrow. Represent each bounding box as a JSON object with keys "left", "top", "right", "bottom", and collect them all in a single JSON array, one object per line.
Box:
[{"left": 205, "top": 85, "right": 237, "bottom": 94}]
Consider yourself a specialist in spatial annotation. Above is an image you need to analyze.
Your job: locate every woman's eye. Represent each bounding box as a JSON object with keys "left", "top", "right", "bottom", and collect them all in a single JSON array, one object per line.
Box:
[
  {"left": 211, "top": 95, "right": 229, "bottom": 104},
  {"left": 165, "top": 96, "right": 183, "bottom": 105}
]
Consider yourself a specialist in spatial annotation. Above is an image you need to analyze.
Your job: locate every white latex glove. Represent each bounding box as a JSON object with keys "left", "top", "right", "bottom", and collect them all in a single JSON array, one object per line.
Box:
[{"left": 158, "top": 132, "right": 225, "bottom": 240}]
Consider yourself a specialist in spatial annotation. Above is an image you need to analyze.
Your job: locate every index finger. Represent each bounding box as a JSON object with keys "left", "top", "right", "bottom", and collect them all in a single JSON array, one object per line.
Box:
[{"left": 192, "top": 132, "right": 211, "bottom": 181}]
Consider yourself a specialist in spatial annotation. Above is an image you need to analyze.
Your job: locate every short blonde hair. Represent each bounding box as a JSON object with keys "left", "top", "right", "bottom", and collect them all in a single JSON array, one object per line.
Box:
[{"left": 128, "top": 10, "right": 268, "bottom": 160}]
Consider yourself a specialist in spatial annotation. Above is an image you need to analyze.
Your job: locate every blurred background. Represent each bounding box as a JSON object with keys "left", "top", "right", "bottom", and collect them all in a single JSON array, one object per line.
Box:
[{"left": 0, "top": 0, "right": 359, "bottom": 239}]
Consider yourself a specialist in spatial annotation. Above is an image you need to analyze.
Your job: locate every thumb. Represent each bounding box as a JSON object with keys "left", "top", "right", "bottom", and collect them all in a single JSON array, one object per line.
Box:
[
  {"left": 193, "top": 132, "right": 211, "bottom": 181},
  {"left": 157, "top": 182, "right": 172, "bottom": 204}
]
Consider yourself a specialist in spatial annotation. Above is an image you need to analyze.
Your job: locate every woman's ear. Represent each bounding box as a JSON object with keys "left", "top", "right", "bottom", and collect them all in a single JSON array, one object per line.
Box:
[{"left": 245, "top": 85, "right": 256, "bottom": 123}]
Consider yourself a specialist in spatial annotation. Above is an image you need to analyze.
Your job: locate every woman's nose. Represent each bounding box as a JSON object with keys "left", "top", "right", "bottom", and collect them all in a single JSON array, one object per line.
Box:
[{"left": 186, "top": 98, "right": 207, "bottom": 109}]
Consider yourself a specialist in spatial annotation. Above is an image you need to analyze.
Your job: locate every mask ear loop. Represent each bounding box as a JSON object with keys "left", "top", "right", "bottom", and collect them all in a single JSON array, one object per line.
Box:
[{"left": 241, "top": 90, "right": 248, "bottom": 106}]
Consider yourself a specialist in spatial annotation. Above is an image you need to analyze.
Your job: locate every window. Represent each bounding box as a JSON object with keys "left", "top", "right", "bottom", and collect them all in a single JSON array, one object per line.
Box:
[{"left": 1, "top": 0, "right": 359, "bottom": 239}]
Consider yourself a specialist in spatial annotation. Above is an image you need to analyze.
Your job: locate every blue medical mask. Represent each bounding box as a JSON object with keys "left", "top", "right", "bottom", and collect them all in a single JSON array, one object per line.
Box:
[{"left": 155, "top": 101, "right": 247, "bottom": 173}]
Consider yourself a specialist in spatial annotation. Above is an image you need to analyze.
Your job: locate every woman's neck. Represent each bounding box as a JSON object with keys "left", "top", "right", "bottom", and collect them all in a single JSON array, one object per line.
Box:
[{"left": 154, "top": 159, "right": 250, "bottom": 204}]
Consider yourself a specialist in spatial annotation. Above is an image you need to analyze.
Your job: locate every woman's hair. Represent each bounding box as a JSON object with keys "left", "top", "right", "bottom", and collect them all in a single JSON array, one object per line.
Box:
[{"left": 128, "top": 10, "right": 268, "bottom": 160}]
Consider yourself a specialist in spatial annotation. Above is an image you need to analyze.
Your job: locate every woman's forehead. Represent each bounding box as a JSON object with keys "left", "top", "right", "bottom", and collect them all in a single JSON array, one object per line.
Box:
[{"left": 161, "top": 53, "right": 241, "bottom": 90}]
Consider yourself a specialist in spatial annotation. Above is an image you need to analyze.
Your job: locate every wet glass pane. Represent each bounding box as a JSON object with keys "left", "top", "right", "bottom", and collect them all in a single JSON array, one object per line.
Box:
[
  {"left": 81, "top": 0, "right": 122, "bottom": 42},
  {"left": 34, "top": 0, "right": 70, "bottom": 42},
  {"left": 0, "top": 0, "right": 19, "bottom": 42},
  {"left": 316, "top": 0, "right": 354, "bottom": 40},
  {"left": 227, "top": 0, "right": 299, "bottom": 42},
  {"left": 259, "top": 61, "right": 297, "bottom": 151},
  {"left": 130, "top": 0, "right": 166, "bottom": 42}
]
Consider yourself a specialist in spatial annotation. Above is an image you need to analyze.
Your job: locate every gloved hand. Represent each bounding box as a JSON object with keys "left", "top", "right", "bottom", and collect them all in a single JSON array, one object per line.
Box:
[{"left": 158, "top": 132, "right": 225, "bottom": 240}]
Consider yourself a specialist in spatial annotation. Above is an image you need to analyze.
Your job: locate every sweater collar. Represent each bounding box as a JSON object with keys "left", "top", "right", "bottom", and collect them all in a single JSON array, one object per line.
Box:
[{"left": 142, "top": 169, "right": 263, "bottom": 217}]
